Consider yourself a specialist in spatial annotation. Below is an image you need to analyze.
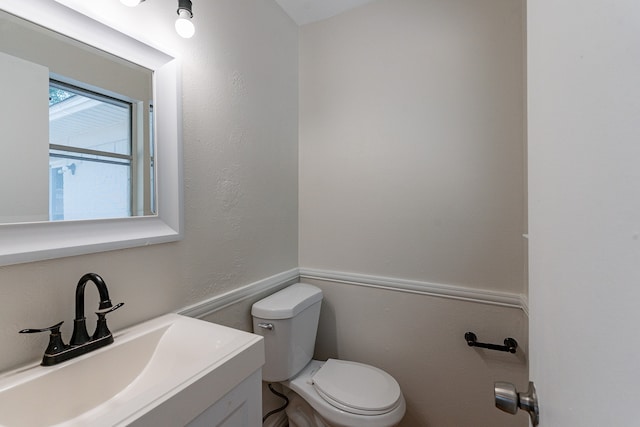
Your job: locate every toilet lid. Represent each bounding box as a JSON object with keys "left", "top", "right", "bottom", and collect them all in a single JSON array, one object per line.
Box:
[{"left": 311, "top": 359, "right": 402, "bottom": 416}]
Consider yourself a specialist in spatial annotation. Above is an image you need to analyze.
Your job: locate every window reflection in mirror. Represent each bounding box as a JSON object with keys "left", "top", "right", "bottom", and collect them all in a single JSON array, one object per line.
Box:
[
  {"left": 0, "top": 9, "right": 155, "bottom": 224},
  {"left": 49, "top": 81, "right": 136, "bottom": 221}
]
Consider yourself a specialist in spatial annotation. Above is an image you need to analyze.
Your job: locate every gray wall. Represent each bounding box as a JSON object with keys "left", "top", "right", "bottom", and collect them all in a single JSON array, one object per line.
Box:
[
  {"left": 297, "top": 0, "right": 528, "bottom": 425},
  {"left": 310, "top": 278, "right": 528, "bottom": 427},
  {"left": 299, "top": 0, "right": 526, "bottom": 295}
]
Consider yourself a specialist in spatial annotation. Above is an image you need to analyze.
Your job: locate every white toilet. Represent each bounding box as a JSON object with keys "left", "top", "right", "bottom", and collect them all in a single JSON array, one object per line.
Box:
[{"left": 252, "top": 283, "right": 406, "bottom": 427}]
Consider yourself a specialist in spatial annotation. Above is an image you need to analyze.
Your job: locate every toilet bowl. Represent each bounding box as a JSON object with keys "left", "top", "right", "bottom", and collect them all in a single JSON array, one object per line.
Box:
[
  {"left": 252, "top": 283, "right": 406, "bottom": 427},
  {"left": 284, "top": 360, "right": 406, "bottom": 427}
]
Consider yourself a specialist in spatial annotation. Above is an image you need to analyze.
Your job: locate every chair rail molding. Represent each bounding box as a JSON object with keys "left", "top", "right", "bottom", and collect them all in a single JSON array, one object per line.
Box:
[
  {"left": 178, "top": 268, "right": 300, "bottom": 319},
  {"left": 177, "top": 267, "right": 529, "bottom": 320},
  {"left": 299, "top": 268, "right": 528, "bottom": 314}
]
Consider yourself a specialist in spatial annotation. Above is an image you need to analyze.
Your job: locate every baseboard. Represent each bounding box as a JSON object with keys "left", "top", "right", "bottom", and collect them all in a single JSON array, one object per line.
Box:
[
  {"left": 299, "top": 267, "right": 527, "bottom": 312},
  {"left": 177, "top": 268, "right": 299, "bottom": 319}
]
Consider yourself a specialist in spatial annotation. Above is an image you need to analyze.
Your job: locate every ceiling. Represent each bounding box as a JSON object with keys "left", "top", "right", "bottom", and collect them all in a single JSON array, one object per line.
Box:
[{"left": 274, "top": 0, "right": 377, "bottom": 25}]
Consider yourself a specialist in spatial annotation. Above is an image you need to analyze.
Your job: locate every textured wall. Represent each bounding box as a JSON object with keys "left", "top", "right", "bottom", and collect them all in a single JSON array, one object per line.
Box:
[
  {"left": 0, "top": 0, "right": 298, "bottom": 372},
  {"left": 299, "top": 0, "right": 526, "bottom": 294}
]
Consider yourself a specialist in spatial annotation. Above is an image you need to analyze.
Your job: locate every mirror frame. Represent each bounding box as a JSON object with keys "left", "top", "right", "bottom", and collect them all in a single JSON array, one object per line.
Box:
[{"left": 0, "top": 0, "right": 183, "bottom": 266}]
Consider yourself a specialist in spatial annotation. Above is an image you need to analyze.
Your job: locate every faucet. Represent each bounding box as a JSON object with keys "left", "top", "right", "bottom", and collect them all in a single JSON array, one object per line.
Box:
[
  {"left": 20, "top": 273, "right": 124, "bottom": 366},
  {"left": 70, "top": 273, "right": 117, "bottom": 345}
]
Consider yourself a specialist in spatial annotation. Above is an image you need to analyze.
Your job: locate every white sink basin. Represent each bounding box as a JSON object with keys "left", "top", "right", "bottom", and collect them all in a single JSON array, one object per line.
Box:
[{"left": 0, "top": 314, "right": 264, "bottom": 427}]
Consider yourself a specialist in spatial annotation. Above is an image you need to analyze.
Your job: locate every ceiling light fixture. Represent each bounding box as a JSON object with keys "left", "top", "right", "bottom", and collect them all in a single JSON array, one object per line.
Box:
[
  {"left": 119, "top": 0, "right": 195, "bottom": 39},
  {"left": 175, "top": 0, "right": 195, "bottom": 39}
]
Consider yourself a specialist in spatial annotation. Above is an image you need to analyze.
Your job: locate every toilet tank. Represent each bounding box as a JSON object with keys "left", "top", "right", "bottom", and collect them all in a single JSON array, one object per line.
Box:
[{"left": 251, "top": 283, "right": 323, "bottom": 382}]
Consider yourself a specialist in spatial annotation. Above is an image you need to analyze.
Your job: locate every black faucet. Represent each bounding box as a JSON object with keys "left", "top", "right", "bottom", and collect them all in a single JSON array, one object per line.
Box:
[
  {"left": 20, "top": 273, "right": 124, "bottom": 366},
  {"left": 71, "top": 273, "right": 115, "bottom": 345}
]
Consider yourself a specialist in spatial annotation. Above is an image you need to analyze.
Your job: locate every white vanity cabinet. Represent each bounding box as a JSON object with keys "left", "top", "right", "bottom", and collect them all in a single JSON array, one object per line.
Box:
[
  {"left": 129, "top": 368, "right": 263, "bottom": 427},
  {"left": 130, "top": 368, "right": 263, "bottom": 427},
  {"left": 187, "top": 370, "right": 262, "bottom": 427}
]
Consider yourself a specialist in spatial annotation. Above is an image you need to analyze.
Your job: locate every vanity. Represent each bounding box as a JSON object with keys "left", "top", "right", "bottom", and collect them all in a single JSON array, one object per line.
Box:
[{"left": 0, "top": 314, "right": 264, "bottom": 426}]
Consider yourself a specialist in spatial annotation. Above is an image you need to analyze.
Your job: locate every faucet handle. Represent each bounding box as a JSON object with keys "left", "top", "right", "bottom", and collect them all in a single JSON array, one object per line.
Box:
[
  {"left": 93, "top": 302, "right": 124, "bottom": 340},
  {"left": 96, "top": 302, "right": 124, "bottom": 315},
  {"left": 19, "top": 321, "right": 64, "bottom": 335},
  {"left": 19, "top": 321, "right": 67, "bottom": 359}
]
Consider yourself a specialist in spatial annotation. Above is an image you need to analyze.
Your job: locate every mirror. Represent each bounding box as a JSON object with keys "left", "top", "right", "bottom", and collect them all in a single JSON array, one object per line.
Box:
[
  {"left": 1, "top": 9, "right": 155, "bottom": 224},
  {"left": 0, "top": 0, "right": 183, "bottom": 265}
]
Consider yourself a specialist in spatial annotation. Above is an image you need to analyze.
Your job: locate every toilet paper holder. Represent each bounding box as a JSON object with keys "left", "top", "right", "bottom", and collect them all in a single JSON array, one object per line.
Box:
[{"left": 464, "top": 332, "right": 518, "bottom": 353}]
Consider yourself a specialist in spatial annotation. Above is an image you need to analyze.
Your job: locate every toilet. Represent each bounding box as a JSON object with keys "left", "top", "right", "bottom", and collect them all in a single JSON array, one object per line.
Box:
[{"left": 252, "top": 283, "right": 406, "bottom": 427}]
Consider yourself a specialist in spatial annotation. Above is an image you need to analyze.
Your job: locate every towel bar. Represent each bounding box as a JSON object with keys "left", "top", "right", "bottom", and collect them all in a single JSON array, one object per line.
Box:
[{"left": 464, "top": 332, "right": 517, "bottom": 353}]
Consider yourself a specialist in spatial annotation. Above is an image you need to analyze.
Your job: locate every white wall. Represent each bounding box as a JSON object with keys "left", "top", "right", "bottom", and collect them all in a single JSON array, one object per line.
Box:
[
  {"left": 0, "top": 0, "right": 298, "bottom": 372},
  {"left": 299, "top": 0, "right": 526, "bottom": 294}
]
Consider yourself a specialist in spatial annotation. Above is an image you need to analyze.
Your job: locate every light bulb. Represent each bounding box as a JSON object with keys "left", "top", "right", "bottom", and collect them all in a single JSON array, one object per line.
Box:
[
  {"left": 175, "top": 9, "right": 195, "bottom": 38},
  {"left": 121, "top": 0, "right": 143, "bottom": 7}
]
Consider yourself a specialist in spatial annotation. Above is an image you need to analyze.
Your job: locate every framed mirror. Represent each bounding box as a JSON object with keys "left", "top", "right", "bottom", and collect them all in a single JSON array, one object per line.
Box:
[{"left": 0, "top": 0, "right": 183, "bottom": 266}]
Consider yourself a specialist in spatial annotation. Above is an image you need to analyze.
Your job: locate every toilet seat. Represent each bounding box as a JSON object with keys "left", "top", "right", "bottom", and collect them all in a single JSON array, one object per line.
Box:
[{"left": 311, "top": 359, "right": 402, "bottom": 416}]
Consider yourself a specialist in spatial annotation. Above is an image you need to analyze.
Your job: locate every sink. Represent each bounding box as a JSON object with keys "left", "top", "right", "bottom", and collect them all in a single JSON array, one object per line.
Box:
[{"left": 0, "top": 314, "right": 264, "bottom": 427}]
